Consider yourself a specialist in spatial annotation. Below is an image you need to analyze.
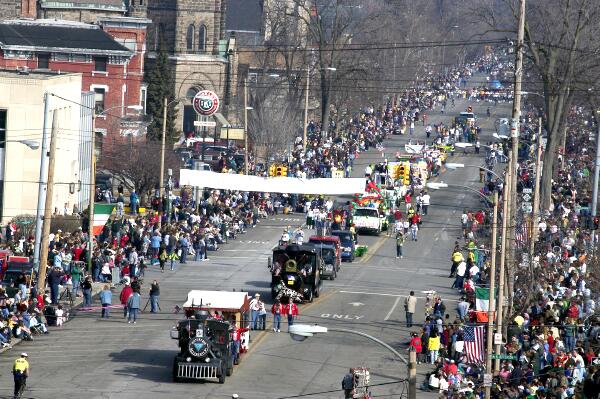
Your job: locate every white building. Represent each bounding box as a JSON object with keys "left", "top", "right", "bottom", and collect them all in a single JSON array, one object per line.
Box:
[{"left": 0, "top": 69, "right": 86, "bottom": 223}]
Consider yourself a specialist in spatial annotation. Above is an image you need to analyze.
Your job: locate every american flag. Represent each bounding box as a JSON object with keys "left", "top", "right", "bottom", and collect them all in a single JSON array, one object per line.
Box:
[
  {"left": 515, "top": 221, "right": 529, "bottom": 249},
  {"left": 464, "top": 325, "right": 485, "bottom": 364}
]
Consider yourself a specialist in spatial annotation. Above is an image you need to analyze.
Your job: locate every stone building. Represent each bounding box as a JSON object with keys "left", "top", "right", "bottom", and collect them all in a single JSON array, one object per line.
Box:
[{"left": 146, "top": 0, "right": 236, "bottom": 136}]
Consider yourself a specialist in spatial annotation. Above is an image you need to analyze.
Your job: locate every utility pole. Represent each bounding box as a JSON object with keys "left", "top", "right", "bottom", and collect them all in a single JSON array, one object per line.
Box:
[
  {"left": 484, "top": 190, "right": 499, "bottom": 399},
  {"left": 303, "top": 64, "right": 310, "bottom": 152},
  {"left": 87, "top": 113, "right": 97, "bottom": 274},
  {"left": 158, "top": 97, "right": 167, "bottom": 229},
  {"left": 37, "top": 110, "right": 58, "bottom": 291},
  {"left": 408, "top": 347, "right": 416, "bottom": 399},
  {"left": 33, "top": 92, "right": 50, "bottom": 272},
  {"left": 495, "top": 155, "right": 512, "bottom": 372},
  {"left": 592, "top": 111, "right": 600, "bottom": 217},
  {"left": 244, "top": 77, "right": 249, "bottom": 175},
  {"left": 507, "top": 0, "right": 526, "bottom": 319}
]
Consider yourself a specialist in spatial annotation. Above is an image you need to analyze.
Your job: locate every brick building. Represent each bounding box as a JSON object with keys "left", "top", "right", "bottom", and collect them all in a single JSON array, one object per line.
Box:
[{"left": 0, "top": 18, "right": 149, "bottom": 156}]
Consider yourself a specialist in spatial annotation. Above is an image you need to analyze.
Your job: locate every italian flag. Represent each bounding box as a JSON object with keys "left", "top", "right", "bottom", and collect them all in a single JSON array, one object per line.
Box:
[
  {"left": 92, "top": 203, "right": 114, "bottom": 236},
  {"left": 475, "top": 287, "right": 494, "bottom": 323}
]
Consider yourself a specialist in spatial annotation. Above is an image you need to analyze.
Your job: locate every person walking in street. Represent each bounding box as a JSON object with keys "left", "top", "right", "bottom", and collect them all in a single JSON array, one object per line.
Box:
[
  {"left": 99, "top": 284, "right": 112, "bottom": 318},
  {"left": 249, "top": 293, "right": 260, "bottom": 330},
  {"left": 421, "top": 191, "right": 430, "bottom": 215},
  {"left": 12, "top": 353, "right": 29, "bottom": 399},
  {"left": 127, "top": 289, "right": 141, "bottom": 324},
  {"left": 128, "top": 247, "right": 139, "bottom": 278},
  {"left": 405, "top": 291, "right": 417, "bottom": 328},
  {"left": 342, "top": 369, "right": 355, "bottom": 399},
  {"left": 428, "top": 330, "right": 441, "bottom": 364},
  {"left": 410, "top": 221, "right": 419, "bottom": 241},
  {"left": 409, "top": 332, "right": 423, "bottom": 364},
  {"left": 71, "top": 262, "right": 83, "bottom": 298},
  {"left": 158, "top": 247, "right": 167, "bottom": 273},
  {"left": 179, "top": 233, "right": 189, "bottom": 264},
  {"left": 283, "top": 298, "right": 298, "bottom": 331},
  {"left": 119, "top": 279, "right": 133, "bottom": 319},
  {"left": 396, "top": 231, "right": 404, "bottom": 259},
  {"left": 149, "top": 280, "right": 160, "bottom": 314},
  {"left": 81, "top": 276, "right": 93, "bottom": 309},
  {"left": 47, "top": 266, "right": 63, "bottom": 305},
  {"left": 129, "top": 190, "right": 139, "bottom": 215},
  {"left": 457, "top": 297, "right": 470, "bottom": 321},
  {"left": 271, "top": 299, "right": 282, "bottom": 332},
  {"left": 258, "top": 299, "right": 267, "bottom": 330}
]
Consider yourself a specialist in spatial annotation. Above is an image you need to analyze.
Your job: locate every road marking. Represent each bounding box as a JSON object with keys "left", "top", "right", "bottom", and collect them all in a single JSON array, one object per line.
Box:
[
  {"left": 339, "top": 290, "right": 459, "bottom": 302},
  {"left": 320, "top": 313, "right": 364, "bottom": 320},
  {"left": 348, "top": 302, "right": 365, "bottom": 307},
  {"left": 384, "top": 296, "right": 401, "bottom": 321},
  {"left": 359, "top": 235, "right": 387, "bottom": 263}
]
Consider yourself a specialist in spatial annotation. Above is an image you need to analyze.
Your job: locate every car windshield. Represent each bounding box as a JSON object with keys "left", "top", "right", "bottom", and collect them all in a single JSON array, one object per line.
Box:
[
  {"left": 332, "top": 232, "right": 352, "bottom": 241},
  {"left": 354, "top": 208, "right": 378, "bottom": 217},
  {"left": 320, "top": 248, "right": 335, "bottom": 263}
]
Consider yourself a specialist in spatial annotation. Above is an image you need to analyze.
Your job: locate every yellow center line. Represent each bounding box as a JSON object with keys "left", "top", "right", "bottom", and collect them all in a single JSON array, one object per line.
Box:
[{"left": 359, "top": 234, "right": 388, "bottom": 264}]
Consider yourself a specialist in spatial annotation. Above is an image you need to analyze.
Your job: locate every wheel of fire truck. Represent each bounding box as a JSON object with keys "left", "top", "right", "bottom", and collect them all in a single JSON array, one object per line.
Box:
[
  {"left": 314, "top": 282, "right": 321, "bottom": 298},
  {"left": 226, "top": 355, "right": 234, "bottom": 376},
  {"left": 219, "top": 365, "right": 226, "bottom": 384},
  {"left": 331, "top": 267, "right": 337, "bottom": 280},
  {"left": 305, "top": 288, "right": 314, "bottom": 303}
]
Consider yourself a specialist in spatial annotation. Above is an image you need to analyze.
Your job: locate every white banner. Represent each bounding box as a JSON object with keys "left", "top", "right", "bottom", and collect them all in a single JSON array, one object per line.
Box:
[{"left": 179, "top": 169, "right": 366, "bottom": 195}]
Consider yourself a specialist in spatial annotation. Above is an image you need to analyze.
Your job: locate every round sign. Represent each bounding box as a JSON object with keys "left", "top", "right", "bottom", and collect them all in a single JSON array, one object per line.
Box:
[
  {"left": 192, "top": 90, "right": 220, "bottom": 116},
  {"left": 188, "top": 336, "right": 210, "bottom": 358}
]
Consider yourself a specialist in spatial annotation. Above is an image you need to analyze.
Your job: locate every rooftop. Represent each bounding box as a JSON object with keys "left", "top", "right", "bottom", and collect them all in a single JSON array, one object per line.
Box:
[
  {"left": 0, "top": 69, "right": 80, "bottom": 79},
  {"left": 39, "top": 0, "right": 125, "bottom": 10},
  {"left": 0, "top": 20, "right": 130, "bottom": 54}
]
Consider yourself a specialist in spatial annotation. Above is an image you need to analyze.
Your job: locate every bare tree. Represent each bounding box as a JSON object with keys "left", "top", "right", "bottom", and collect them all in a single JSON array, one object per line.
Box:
[{"left": 471, "top": 0, "right": 600, "bottom": 210}]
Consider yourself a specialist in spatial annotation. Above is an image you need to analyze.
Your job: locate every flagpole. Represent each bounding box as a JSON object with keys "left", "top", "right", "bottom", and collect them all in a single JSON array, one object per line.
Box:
[{"left": 484, "top": 191, "right": 499, "bottom": 399}]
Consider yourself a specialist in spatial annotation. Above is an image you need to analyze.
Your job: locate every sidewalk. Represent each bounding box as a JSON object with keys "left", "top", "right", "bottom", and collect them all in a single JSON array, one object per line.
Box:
[{"left": 0, "top": 281, "right": 104, "bottom": 355}]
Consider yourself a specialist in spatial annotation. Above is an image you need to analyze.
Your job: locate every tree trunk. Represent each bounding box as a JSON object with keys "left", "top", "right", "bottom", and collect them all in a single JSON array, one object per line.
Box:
[{"left": 320, "top": 71, "right": 331, "bottom": 137}]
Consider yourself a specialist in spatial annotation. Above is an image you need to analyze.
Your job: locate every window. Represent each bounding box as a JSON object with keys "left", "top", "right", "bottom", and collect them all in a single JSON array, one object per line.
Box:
[
  {"left": 94, "top": 56, "right": 108, "bottom": 72},
  {"left": 140, "top": 86, "right": 147, "bottom": 113},
  {"left": 37, "top": 53, "right": 50, "bottom": 69},
  {"left": 198, "top": 25, "right": 206, "bottom": 52},
  {"left": 0, "top": 110, "right": 6, "bottom": 149},
  {"left": 186, "top": 24, "right": 194, "bottom": 51},
  {"left": 94, "top": 88, "right": 106, "bottom": 114}
]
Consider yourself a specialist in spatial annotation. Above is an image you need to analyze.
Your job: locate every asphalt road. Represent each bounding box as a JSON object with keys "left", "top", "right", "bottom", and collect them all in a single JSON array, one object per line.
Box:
[{"left": 0, "top": 88, "right": 511, "bottom": 399}]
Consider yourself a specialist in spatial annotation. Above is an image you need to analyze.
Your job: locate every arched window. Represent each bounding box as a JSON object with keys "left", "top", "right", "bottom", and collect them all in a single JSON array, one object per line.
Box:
[
  {"left": 186, "top": 24, "right": 195, "bottom": 51},
  {"left": 198, "top": 25, "right": 207, "bottom": 52}
]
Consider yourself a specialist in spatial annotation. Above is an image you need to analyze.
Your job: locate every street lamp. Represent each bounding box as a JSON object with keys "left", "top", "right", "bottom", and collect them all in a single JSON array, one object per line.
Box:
[
  {"left": 445, "top": 163, "right": 504, "bottom": 183},
  {"left": 288, "top": 324, "right": 417, "bottom": 398}
]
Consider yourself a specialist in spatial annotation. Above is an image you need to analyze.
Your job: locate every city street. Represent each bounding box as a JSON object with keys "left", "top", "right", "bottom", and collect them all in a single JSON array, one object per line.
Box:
[{"left": 0, "top": 92, "right": 510, "bottom": 399}]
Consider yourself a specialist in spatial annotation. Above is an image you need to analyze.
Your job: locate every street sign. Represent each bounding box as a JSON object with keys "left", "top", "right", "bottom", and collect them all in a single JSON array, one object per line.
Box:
[
  {"left": 522, "top": 203, "right": 532, "bottom": 213},
  {"left": 194, "top": 120, "right": 217, "bottom": 127},
  {"left": 483, "top": 373, "right": 493, "bottom": 387},
  {"left": 522, "top": 188, "right": 532, "bottom": 194},
  {"left": 494, "top": 333, "right": 503, "bottom": 345},
  {"left": 522, "top": 193, "right": 532, "bottom": 202},
  {"left": 192, "top": 90, "right": 220, "bottom": 116},
  {"left": 491, "top": 353, "right": 517, "bottom": 360}
]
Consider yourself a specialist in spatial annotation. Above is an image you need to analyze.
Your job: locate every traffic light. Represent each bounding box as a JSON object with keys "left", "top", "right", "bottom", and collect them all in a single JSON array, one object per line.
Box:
[
  {"left": 276, "top": 166, "right": 287, "bottom": 177},
  {"left": 594, "top": 217, "right": 599, "bottom": 230},
  {"left": 392, "top": 165, "right": 402, "bottom": 180},
  {"left": 269, "top": 165, "right": 277, "bottom": 177},
  {"left": 402, "top": 162, "right": 410, "bottom": 185}
]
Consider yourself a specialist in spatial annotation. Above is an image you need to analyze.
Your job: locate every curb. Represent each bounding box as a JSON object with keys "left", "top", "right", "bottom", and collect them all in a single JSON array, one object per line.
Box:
[{"left": 0, "top": 282, "right": 104, "bottom": 356}]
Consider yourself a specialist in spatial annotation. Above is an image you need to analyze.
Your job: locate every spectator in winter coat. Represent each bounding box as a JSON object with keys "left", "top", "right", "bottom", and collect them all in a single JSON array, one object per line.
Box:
[
  {"left": 283, "top": 299, "right": 298, "bottom": 331},
  {"left": 119, "top": 281, "right": 133, "bottom": 318},
  {"left": 99, "top": 285, "right": 112, "bottom": 318},
  {"left": 127, "top": 291, "right": 141, "bottom": 324},
  {"left": 409, "top": 332, "right": 423, "bottom": 364}
]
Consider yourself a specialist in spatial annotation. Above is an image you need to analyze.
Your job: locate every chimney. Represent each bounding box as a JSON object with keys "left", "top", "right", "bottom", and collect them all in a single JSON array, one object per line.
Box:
[{"left": 20, "top": 0, "right": 36, "bottom": 19}]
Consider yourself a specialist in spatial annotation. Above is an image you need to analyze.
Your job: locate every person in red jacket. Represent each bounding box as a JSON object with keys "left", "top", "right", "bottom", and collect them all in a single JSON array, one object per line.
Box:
[
  {"left": 409, "top": 332, "right": 423, "bottom": 364},
  {"left": 119, "top": 280, "right": 133, "bottom": 318},
  {"left": 282, "top": 298, "right": 298, "bottom": 331}
]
